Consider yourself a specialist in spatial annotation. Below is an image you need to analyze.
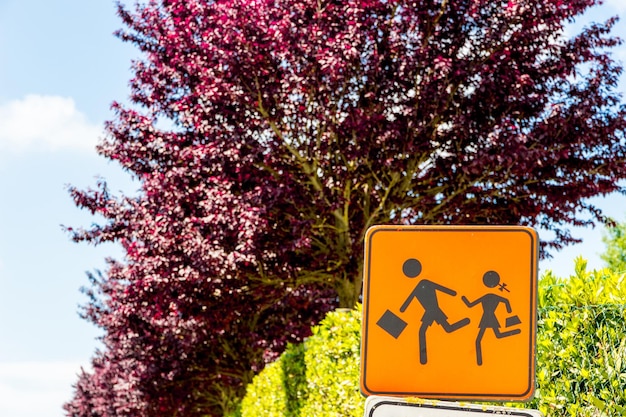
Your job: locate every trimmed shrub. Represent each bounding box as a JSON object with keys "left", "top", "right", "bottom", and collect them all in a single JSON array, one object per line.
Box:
[
  {"left": 299, "top": 307, "right": 362, "bottom": 417},
  {"left": 239, "top": 358, "right": 288, "bottom": 417},
  {"left": 241, "top": 307, "right": 362, "bottom": 417},
  {"left": 240, "top": 342, "right": 306, "bottom": 417},
  {"left": 528, "top": 257, "right": 626, "bottom": 416}
]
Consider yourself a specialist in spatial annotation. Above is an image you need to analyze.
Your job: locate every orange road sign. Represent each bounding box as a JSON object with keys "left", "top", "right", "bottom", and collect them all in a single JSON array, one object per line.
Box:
[{"left": 360, "top": 225, "right": 539, "bottom": 401}]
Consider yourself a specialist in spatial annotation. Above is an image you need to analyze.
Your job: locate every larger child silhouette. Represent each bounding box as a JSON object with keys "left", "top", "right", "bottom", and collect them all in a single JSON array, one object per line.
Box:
[
  {"left": 399, "top": 258, "right": 470, "bottom": 364},
  {"left": 462, "top": 270, "right": 521, "bottom": 366}
]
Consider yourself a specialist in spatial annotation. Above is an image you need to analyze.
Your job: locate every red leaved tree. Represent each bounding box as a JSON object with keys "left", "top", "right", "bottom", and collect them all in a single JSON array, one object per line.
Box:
[{"left": 66, "top": 0, "right": 626, "bottom": 416}]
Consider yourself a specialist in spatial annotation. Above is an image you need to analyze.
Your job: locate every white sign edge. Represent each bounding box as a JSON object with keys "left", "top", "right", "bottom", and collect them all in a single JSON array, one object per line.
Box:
[{"left": 364, "top": 396, "right": 543, "bottom": 417}]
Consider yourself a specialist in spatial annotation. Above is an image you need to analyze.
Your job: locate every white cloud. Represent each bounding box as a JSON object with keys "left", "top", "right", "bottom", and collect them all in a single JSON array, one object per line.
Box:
[
  {"left": 0, "top": 95, "right": 103, "bottom": 153},
  {"left": 0, "top": 361, "right": 88, "bottom": 417}
]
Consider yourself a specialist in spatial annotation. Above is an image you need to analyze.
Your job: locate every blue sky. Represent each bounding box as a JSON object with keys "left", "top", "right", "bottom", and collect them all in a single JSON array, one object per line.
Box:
[{"left": 0, "top": 1, "right": 624, "bottom": 416}]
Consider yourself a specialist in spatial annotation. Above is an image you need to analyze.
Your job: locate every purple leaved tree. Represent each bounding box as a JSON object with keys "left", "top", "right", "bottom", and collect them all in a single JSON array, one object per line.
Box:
[{"left": 66, "top": 0, "right": 626, "bottom": 416}]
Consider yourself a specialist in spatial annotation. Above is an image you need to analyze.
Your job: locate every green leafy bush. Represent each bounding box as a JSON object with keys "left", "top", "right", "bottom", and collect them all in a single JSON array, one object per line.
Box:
[
  {"left": 239, "top": 342, "right": 307, "bottom": 417},
  {"left": 299, "top": 307, "right": 362, "bottom": 417},
  {"left": 241, "top": 258, "right": 626, "bottom": 416},
  {"left": 529, "top": 257, "right": 626, "bottom": 416},
  {"left": 602, "top": 223, "right": 626, "bottom": 274},
  {"left": 240, "top": 307, "right": 362, "bottom": 417},
  {"left": 239, "top": 358, "right": 288, "bottom": 417}
]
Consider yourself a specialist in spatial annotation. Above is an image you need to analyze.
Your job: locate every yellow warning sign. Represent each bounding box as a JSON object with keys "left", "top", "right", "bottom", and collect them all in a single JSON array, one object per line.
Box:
[{"left": 360, "top": 225, "right": 538, "bottom": 401}]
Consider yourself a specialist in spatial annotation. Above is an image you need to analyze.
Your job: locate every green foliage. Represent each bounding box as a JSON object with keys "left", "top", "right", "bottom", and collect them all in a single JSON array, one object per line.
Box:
[
  {"left": 282, "top": 343, "right": 308, "bottom": 417},
  {"left": 239, "top": 343, "right": 306, "bottom": 417},
  {"left": 300, "top": 308, "right": 363, "bottom": 417},
  {"left": 602, "top": 222, "right": 626, "bottom": 274},
  {"left": 240, "top": 307, "right": 363, "bottom": 417},
  {"left": 241, "top": 258, "right": 626, "bottom": 416},
  {"left": 239, "top": 358, "right": 288, "bottom": 417},
  {"left": 530, "top": 257, "right": 626, "bottom": 416}
]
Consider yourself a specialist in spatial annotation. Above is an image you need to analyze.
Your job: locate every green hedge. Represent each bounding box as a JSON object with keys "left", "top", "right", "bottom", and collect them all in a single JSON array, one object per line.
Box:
[
  {"left": 240, "top": 307, "right": 363, "bottom": 417},
  {"left": 239, "top": 342, "right": 307, "bottom": 417},
  {"left": 299, "top": 307, "right": 362, "bottom": 417},
  {"left": 529, "top": 257, "right": 626, "bottom": 416},
  {"left": 241, "top": 258, "right": 626, "bottom": 417}
]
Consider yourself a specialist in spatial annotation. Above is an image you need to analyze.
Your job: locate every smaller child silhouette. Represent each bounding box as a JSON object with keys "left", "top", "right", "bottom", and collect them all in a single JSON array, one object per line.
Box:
[{"left": 462, "top": 271, "right": 521, "bottom": 366}]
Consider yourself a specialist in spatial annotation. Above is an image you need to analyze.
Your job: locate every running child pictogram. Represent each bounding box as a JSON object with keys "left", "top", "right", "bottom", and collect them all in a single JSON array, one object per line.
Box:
[
  {"left": 462, "top": 270, "right": 522, "bottom": 366},
  {"left": 398, "top": 258, "right": 470, "bottom": 364}
]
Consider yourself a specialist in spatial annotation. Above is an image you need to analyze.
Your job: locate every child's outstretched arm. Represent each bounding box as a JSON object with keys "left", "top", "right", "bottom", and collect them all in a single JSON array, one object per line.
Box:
[{"left": 462, "top": 295, "right": 481, "bottom": 307}]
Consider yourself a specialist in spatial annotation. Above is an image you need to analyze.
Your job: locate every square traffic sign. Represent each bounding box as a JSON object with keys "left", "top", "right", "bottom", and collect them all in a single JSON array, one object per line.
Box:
[{"left": 360, "top": 225, "right": 539, "bottom": 401}]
